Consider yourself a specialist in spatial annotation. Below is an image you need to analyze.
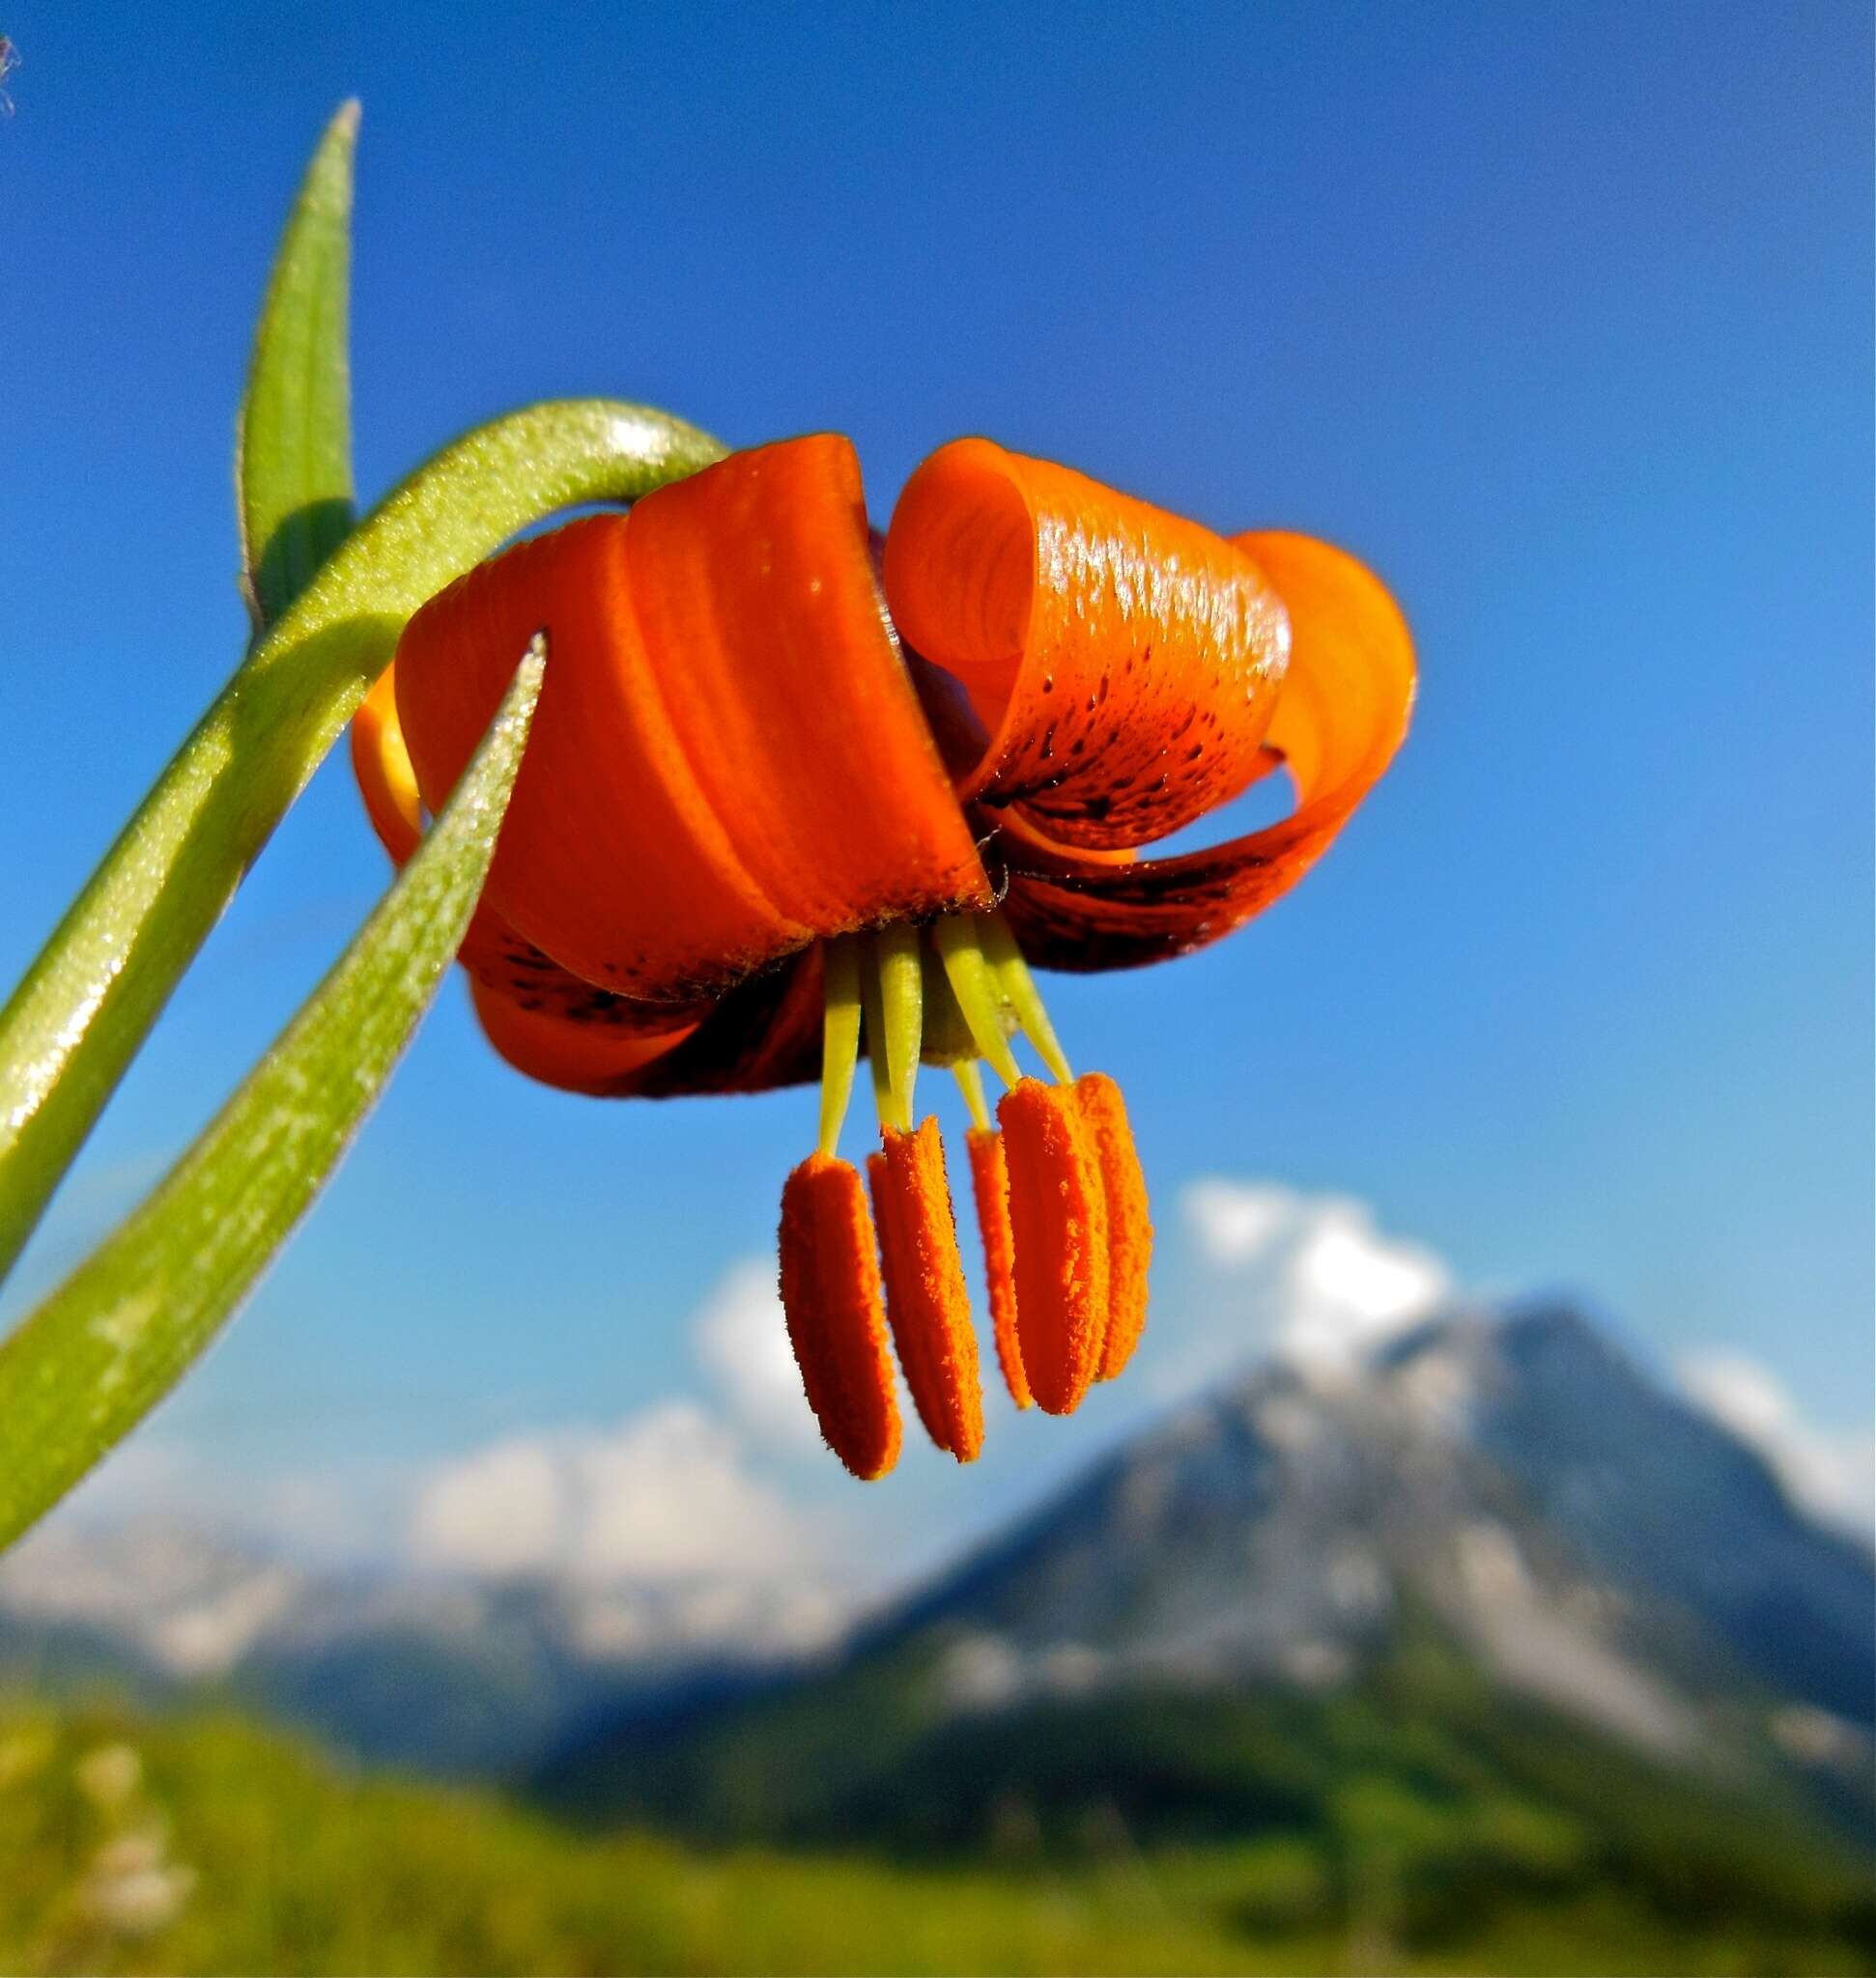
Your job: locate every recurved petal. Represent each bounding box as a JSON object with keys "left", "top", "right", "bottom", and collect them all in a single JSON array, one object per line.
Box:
[
  {"left": 394, "top": 439, "right": 991, "bottom": 1007},
  {"left": 395, "top": 514, "right": 795, "bottom": 1002},
  {"left": 469, "top": 949, "right": 824, "bottom": 1100},
  {"left": 468, "top": 981, "right": 699, "bottom": 1094},
  {"left": 625, "top": 436, "right": 993, "bottom": 943},
  {"left": 884, "top": 438, "right": 1290, "bottom": 853},
  {"left": 354, "top": 661, "right": 708, "bottom": 1075},
  {"left": 999, "top": 532, "right": 1414, "bottom": 972}
]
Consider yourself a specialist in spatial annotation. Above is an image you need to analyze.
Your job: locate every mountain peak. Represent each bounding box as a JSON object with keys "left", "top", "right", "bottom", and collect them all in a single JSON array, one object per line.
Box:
[{"left": 867, "top": 1299, "right": 1873, "bottom": 1745}]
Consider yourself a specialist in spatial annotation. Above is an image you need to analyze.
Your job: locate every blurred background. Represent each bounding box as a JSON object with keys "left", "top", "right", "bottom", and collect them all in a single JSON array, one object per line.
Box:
[{"left": 0, "top": 1, "right": 1870, "bottom": 1971}]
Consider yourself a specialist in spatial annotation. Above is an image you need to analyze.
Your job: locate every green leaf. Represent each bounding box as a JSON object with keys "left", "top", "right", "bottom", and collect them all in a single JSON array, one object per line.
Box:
[
  {"left": 0, "top": 397, "right": 724, "bottom": 1290},
  {"left": 237, "top": 99, "right": 358, "bottom": 634},
  {"left": 0, "top": 639, "right": 547, "bottom": 1552}
]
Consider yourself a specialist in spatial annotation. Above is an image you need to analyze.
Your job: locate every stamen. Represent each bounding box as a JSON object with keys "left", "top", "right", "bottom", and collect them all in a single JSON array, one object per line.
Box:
[
  {"left": 778, "top": 1154, "right": 902, "bottom": 1480},
  {"left": 1074, "top": 1072, "right": 1152, "bottom": 1380},
  {"left": 867, "top": 1119, "right": 983, "bottom": 1461},
  {"left": 919, "top": 934, "right": 981, "bottom": 1066},
  {"left": 817, "top": 935, "right": 863, "bottom": 1157},
  {"left": 932, "top": 917, "right": 1023, "bottom": 1087},
  {"left": 965, "top": 1123, "right": 1031, "bottom": 1410},
  {"left": 860, "top": 925, "right": 923, "bottom": 1133},
  {"left": 978, "top": 912, "right": 1072, "bottom": 1084},
  {"left": 951, "top": 1059, "right": 992, "bottom": 1131},
  {"left": 996, "top": 1077, "right": 1110, "bottom": 1414}
]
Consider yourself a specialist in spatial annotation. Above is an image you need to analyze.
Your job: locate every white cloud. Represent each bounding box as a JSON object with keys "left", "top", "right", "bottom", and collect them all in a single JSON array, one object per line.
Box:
[
  {"left": 41, "top": 1437, "right": 409, "bottom": 1566},
  {"left": 407, "top": 1437, "right": 570, "bottom": 1578},
  {"left": 693, "top": 1257, "right": 824, "bottom": 1452},
  {"left": 1171, "top": 1180, "right": 1452, "bottom": 1387},
  {"left": 409, "top": 1253, "right": 862, "bottom": 1585},
  {"left": 407, "top": 1400, "right": 827, "bottom": 1584},
  {"left": 1677, "top": 1350, "right": 1874, "bottom": 1536}
]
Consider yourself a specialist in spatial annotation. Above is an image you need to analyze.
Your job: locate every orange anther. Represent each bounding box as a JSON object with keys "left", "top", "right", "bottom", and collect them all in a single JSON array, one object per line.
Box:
[
  {"left": 965, "top": 1127, "right": 1031, "bottom": 1410},
  {"left": 867, "top": 1120, "right": 983, "bottom": 1461},
  {"left": 996, "top": 1078, "right": 1110, "bottom": 1415},
  {"left": 1075, "top": 1073, "right": 1152, "bottom": 1380},
  {"left": 778, "top": 1154, "right": 902, "bottom": 1480}
]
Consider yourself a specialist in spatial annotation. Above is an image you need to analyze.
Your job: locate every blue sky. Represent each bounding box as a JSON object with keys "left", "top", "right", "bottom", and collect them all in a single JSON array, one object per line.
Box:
[{"left": 0, "top": 1, "right": 1869, "bottom": 1572}]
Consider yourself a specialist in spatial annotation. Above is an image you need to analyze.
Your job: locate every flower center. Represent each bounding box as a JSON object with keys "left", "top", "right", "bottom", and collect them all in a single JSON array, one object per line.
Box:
[{"left": 777, "top": 909, "right": 1151, "bottom": 1478}]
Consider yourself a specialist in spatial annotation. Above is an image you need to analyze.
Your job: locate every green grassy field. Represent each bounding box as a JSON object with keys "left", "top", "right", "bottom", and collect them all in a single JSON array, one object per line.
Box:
[{"left": 3, "top": 1690, "right": 1870, "bottom": 1977}]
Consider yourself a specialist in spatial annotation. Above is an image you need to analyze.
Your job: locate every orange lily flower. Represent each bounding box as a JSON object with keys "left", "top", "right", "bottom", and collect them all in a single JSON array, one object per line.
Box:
[{"left": 350, "top": 433, "right": 1413, "bottom": 1479}]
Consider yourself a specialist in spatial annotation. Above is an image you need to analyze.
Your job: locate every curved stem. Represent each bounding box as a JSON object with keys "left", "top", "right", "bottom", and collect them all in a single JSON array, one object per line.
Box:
[
  {"left": 0, "top": 401, "right": 725, "bottom": 1285},
  {"left": 0, "top": 639, "right": 548, "bottom": 1550}
]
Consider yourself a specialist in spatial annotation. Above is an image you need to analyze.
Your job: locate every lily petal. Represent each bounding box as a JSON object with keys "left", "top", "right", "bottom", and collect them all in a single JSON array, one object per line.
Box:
[
  {"left": 353, "top": 664, "right": 705, "bottom": 1058},
  {"left": 470, "top": 952, "right": 824, "bottom": 1100},
  {"left": 884, "top": 438, "right": 1290, "bottom": 852},
  {"left": 393, "top": 438, "right": 991, "bottom": 1005},
  {"left": 999, "top": 532, "right": 1414, "bottom": 971},
  {"left": 626, "top": 436, "right": 992, "bottom": 942}
]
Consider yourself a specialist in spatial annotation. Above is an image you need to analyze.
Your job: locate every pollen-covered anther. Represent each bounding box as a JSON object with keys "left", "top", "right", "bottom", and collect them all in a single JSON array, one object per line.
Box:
[
  {"left": 996, "top": 1077, "right": 1111, "bottom": 1415},
  {"left": 965, "top": 1126, "right": 1031, "bottom": 1409},
  {"left": 867, "top": 1119, "right": 984, "bottom": 1461},
  {"left": 778, "top": 1153, "right": 902, "bottom": 1481},
  {"left": 1073, "top": 1073, "right": 1152, "bottom": 1379}
]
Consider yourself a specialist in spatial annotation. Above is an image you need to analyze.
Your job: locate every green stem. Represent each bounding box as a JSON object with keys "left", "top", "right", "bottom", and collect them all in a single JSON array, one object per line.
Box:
[
  {"left": 0, "top": 400, "right": 724, "bottom": 1287},
  {"left": 0, "top": 639, "right": 548, "bottom": 1551}
]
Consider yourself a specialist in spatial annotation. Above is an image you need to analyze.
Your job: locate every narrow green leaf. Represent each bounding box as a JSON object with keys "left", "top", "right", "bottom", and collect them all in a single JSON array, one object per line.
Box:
[
  {"left": 0, "top": 398, "right": 724, "bottom": 1287},
  {"left": 237, "top": 99, "right": 358, "bottom": 633},
  {"left": 0, "top": 640, "right": 547, "bottom": 1552}
]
